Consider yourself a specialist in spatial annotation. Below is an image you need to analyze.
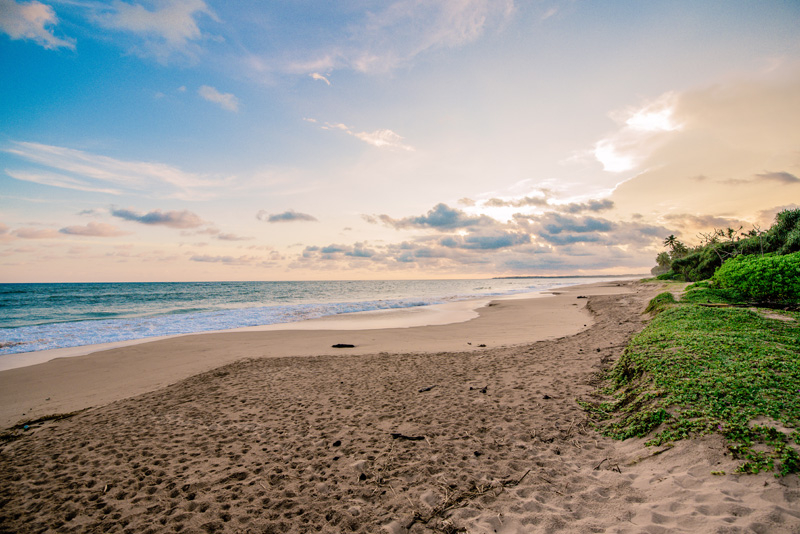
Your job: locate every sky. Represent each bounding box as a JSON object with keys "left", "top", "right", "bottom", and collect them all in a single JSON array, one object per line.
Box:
[{"left": 1, "top": 0, "right": 799, "bottom": 282}]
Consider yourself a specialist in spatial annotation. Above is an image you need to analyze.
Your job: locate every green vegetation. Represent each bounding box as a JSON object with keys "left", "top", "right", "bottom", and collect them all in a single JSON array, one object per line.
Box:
[
  {"left": 582, "top": 287, "right": 800, "bottom": 475},
  {"left": 654, "top": 208, "right": 800, "bottom": 281},
  {"left": 588, "top": 209, "right": 800, "bottom": 476},
  {"left": 711, "top": 252, "right": 800, "bottom": 306},
  {"left": 643, "top": 291, "right": 677, "bottom": 314}
]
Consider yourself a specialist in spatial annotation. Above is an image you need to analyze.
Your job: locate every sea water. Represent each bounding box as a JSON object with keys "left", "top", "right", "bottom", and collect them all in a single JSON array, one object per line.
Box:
[{"left": 0, "top": 277, "right": 627, "bottom": 356}]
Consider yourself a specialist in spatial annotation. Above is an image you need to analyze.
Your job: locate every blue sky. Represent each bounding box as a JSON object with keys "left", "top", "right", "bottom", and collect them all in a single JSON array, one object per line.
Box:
[{"left": 1, "top": 0, "right": 799, "bottom": 281}]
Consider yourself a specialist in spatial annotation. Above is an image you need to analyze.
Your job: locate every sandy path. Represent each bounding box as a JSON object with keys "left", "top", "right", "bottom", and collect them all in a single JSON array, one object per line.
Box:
[{"left": 1, "top": 281, "right": 798, "bottom": 533}]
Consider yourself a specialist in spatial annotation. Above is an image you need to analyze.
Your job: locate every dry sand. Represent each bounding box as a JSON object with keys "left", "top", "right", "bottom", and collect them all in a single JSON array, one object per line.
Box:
[{"left": 1, "top": 280, "right": 798, "bottom": 533}]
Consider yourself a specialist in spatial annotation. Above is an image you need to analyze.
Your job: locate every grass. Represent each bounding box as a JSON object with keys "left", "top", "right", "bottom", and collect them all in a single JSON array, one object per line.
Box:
[
  {"left": 581, "top": 284, "right": 800, "bottom": 476},
  {"left": 643, "top": 291, "right": 677, "bottom": 314}
]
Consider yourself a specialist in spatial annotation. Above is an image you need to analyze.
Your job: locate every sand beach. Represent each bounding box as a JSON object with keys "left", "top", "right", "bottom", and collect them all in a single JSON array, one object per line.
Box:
[{"left": 1, "top": 280, "right": 798, "bottom": 533}]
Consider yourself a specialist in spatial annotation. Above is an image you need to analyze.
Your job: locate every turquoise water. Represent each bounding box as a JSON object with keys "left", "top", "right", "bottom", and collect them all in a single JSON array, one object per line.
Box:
[{"left": 0, "top": 277, "right": 623, "bottom": 355}]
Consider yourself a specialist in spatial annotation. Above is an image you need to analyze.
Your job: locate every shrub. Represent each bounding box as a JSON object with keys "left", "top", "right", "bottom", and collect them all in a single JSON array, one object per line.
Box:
[
  {"left": 655, "top": 209, "right": 800, "bottom": 281},
  {"left": 711, "top": 252, "right": 800, "bottom": 305},
  {"left": 766, "top": 209, "right": 800, "bottom": 254}
]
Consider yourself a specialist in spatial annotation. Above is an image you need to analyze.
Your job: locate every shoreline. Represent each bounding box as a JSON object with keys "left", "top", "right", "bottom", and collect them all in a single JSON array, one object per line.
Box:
[
  {"left": 3, "top": 279, "right": 795, "bottom": 533},
  {"left": 0, "top": 282, "right": 594, "bottom": 373},
  {"left": 0, "top": 276, "right": 642, "bottom": 371},
  {"left": 0, "top": 292, "right": 514, "bottom": 373},
  {"left": 0, "top": 280, "right": 628, "bottom": 429}
]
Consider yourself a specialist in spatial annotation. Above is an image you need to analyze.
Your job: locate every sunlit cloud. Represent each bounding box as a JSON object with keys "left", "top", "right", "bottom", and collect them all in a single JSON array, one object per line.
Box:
[
  {"left": 624, "top": 94, "right": 681, "bottom": 132},
  {"left": 309, "top": 120, "right": 414, "bottom": 151},
  {"left": 198, "top": 85, "right": 239, "bottom": 112},
  {"left": 354, "top": 129, "right": 414, "bottom": 151},
  {"left": 4, "top": 141, "right": 223, "bottom": 200},
  {"left": 310, "top": 73, "right": 331, "bottom": 85},
  {"left": 593, "top": 140, "right": 635, "bottom": 173},
  {"left": 111, "top": 208, "right": 205, "bottom": 229},
  {"left": 483, "top": 195, "right": 550, "bottom": 208},
  {"left": 60, "top": 221, "right": 130, "bottom": 237},
  {"left": 0, "top": 0, "right": 75, "bottom": 50},
  {"left": 14, "top": 227, "right": 61, "bottom": 239},
  {"left": 609, "top": 71, "right": 800, "bottom": 227},
  {"left": 593, "top": 92, "right": 682, "bottom": 173}
]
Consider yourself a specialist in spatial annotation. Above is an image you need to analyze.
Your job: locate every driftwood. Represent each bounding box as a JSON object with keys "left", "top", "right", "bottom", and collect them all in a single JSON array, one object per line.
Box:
[{"left": 390, "top": 433, "right": 425, "bottom": 441}]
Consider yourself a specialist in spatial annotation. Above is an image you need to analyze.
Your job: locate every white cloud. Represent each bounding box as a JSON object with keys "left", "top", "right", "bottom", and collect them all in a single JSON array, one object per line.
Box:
[
  {"left": 540, "top": 7, "right": 558, "bottom": 21},
  {"left": 94, "top": 0, "right": 216, "bottom": 62},
  {"left": 361, "top": 0, "right": 514, "bottom": 66},
  {"left": 593, "top": 140, "right": 636, "bottom": 173},
  {"left": 310, "top": 73, "right": 331, "bottom": 85},
  {"left": 198, "top": 85, "right": 239, "bottom": 112},
  {"left": 262, "top": 0, "right": 514, "bottom": 76},
  {"left": 5, "top": 169, "right": 125, "bottom": 195},
  {"left": 354, "top": 129, "right": 414, "bottom": 151},
  {"left": 623, "top": 93, "right": 681, "bottom": 132},
  {"left": 4, "top": 141, "right": 223, "bottom": 200},
  {"left": 311, "top": 121, "right": 414, "bottom": 151},
  {"left": 0, "top": 0, "right": 75, "bottom": 49}
]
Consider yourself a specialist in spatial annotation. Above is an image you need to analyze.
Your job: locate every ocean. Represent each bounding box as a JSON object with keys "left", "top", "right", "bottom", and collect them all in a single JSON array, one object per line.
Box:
[{"left": 0, "top": 277, "right": 626, "bottom": 356}]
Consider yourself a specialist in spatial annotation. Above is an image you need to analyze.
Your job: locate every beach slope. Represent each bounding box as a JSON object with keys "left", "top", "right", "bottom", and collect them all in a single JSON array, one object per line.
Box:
[{"left": 1, "top": 280, "right": 797, "bottom": 533}]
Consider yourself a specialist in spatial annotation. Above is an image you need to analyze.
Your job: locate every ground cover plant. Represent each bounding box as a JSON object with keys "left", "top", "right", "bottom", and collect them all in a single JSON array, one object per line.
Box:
[{"left": 582, "top": 285, "right": 800, "bottom": 476}]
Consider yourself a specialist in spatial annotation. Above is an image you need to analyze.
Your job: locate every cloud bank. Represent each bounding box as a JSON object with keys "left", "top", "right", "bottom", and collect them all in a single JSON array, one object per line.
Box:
[
  {"left": 300, "top": 201, "right": 668, "bottom": 275},
  {"left": 60, "top": 221, "right": 130, "bottom": 237}
]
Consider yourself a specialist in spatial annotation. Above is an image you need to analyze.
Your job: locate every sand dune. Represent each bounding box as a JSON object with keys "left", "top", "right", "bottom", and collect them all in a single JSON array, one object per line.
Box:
[{"left": 1, "top": 281, "right": 798, "bottom": 533}]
